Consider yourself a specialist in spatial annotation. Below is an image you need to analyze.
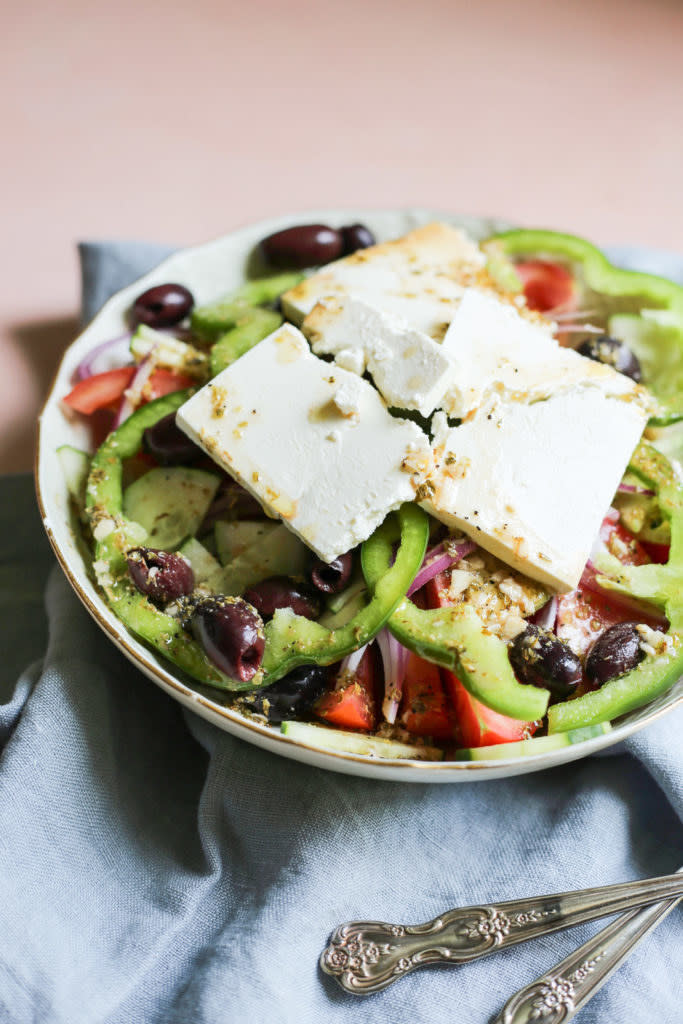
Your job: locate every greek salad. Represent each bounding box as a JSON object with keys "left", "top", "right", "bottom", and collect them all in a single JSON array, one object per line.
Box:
[{"left": 58, "top": 219, "right": 683, "bottom": 762}]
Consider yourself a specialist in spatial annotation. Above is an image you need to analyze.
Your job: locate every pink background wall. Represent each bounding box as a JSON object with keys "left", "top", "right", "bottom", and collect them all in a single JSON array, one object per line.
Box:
[{"left": 4, "top": 0, "right": 683, "bottom": 472}]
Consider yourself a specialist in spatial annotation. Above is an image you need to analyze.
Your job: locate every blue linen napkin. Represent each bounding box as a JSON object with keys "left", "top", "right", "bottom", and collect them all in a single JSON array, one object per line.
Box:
[{"left": 1, "top": 241, "right": 681, "bottom": 1024}]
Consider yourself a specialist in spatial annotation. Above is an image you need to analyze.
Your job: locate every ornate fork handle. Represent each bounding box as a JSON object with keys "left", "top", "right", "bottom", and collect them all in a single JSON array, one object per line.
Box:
[
  {"left": 320, "top": 872, "right": 683, "bottom": 995},
  {"left": 495, "top": 893, "right": 681, "bottom": 1023}
]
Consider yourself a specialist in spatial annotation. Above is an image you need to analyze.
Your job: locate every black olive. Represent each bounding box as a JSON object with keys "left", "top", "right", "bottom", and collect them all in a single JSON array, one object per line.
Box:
[
  {"left": 245, "top": 664, "right": 330, "bottom": 724},
  {"left": 508, "top": 625, "right": 582, "bottom": 698},
  {"left": 585, "top": 622, "right": 645, "bottom": 688},
  {"left": 127, "top": 548, "right": 195, "bottom": 605},
  {"left": 577, "top": 335, "right": 642, "bottom": 383},
  {"left": 142, "top": 412, "right": 202, "bottom": 466},
  {"left": 243, "top": 576, "right": 322, "bottom": 621},
  {"left": 191, "top": 596, "right": 265, "bottom": 682},
  {"left": 340, "top": 223, "right": 376, "bottom": 255},
  {"left": 258, "top": 224, "right": 343, "bottom": 270},
  {"left": 309, "top": 552, "right": 353, "bottom": 594},
  {"left": 131, "top": 283, "right": 194, "bottom": 328}
]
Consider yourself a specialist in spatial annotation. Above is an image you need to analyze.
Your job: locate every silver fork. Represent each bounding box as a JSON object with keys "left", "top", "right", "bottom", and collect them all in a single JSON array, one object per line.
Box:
[
  {"left": 320, "top": 871, "right": 683, "bottom": 995},
  {"left": 493, "top": 881, "right": 681, "bottom": 1023}
]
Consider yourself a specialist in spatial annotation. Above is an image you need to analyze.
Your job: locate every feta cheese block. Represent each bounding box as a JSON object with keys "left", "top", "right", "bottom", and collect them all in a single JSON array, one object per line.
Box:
[
  {"left": 282, "top": 222, "right": 485, "bottom": 341},
  {"left": 175, "top": 324, "right": 431, "bottom": 563},
  {"left": 303, "top": 296, "right": 457, "bottom": 416},
  {"left": 440, "top": 288, "right": 637, "bottom": 418},
  {"left": 422, "top": 390, "right": 649, "bottom": 591}
]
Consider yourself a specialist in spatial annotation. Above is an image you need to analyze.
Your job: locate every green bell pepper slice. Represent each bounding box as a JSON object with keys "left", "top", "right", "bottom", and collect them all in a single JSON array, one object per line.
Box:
[
  {"left": 483, "top": 229, "right": 683, "bottom": 318},
  {"left": 86, "top": 394, "right": 429, "bottom": 691},
  {"left": 191, "top": 272, "right": 303, "bottom": 341},
  {"left": 593, "top": 441, "right": 683, "bottom": 632},
  {"left": 361, "top": 524, "right": 550, "bottom": 722},
  {"left": 210, "top": 308, "right": 283, "bottom": 377}
]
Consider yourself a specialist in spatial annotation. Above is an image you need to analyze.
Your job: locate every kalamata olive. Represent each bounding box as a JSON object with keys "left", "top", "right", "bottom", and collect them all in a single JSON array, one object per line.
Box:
[
  {"left": 142, "top": 412, "right": 202, "bottom": 466},
  {"left": 131, "top": 283, "right": 194, "bottom": 328},
  {"left": 309, "top": 552, "right": 353, "bottom": 594},
  {"left": 585, "top": 622, "right": 644, "bottom": 688},
  {"left": 191, "top": 596, "right": 265, "bottom": 681},
  {"left": 127, "top": 547, "right": 195, "bottom": 605},
  {"left": 340, "top": 223, "right": 376, "bottom": 255},
  {"left": 243, "top": 576, "right": 322, "bottom": 620},
  {"left": 577, "top": 335, "right": 642, "bottom": 383},
  {"left": 199, "top": 481, "right": 267, "bottom": 534},
  {"left": 245, "top": 664, "right": 329, "bottom": 724},
  {"left": 508, "top": 624, "right": 582, "bottom": 698},
  {"left": 258, "top": 224, "right": 344, "bottom": 270}
]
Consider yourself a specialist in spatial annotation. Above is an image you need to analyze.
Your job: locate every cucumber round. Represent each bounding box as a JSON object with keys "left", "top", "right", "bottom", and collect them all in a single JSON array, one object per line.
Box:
[
  {"left": 122, "top": 467, "right": 219, "bottom": 550},
  {"left": 455, "top": 722, "right": 612, "bottom": 761}
]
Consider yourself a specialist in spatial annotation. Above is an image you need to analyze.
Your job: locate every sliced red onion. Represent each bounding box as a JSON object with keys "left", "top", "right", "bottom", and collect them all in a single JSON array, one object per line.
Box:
[
  {"left": 407, "top": 539, "right": 476, "bottom": 596},
  {"left": 580, "top": 560, "right": 668, "bottom": 628},
  {"left": 376, "top": 628, "right": 409, "bottom": 725},
  {"left": 339, "top": 643, "right": 369, "bottom": 678},
  {"left": 530, "top": 596, "right": 558, "bottom": 632},
  {"left": 76, "top": 332, "right": 132, "bottom": 380},
  {"left": 617, "top": 482, "right": 655, "bottom": 497},
  {"left": 113, "top": 354, "right": 155, "bottom": 427}
]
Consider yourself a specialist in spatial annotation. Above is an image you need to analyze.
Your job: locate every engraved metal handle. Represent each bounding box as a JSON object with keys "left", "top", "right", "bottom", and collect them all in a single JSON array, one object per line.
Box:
[
  {"left": 320, "top": 872, "right": 683, "bottom": 995},
  {"left": 494, "top": 889, "right": 681, "bottom": 1023}
]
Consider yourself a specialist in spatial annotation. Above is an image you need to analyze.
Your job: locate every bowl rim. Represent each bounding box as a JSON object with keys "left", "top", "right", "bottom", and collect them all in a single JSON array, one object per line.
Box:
[{"left": 35, "top": 206, "right": 683, "bottom": 781}]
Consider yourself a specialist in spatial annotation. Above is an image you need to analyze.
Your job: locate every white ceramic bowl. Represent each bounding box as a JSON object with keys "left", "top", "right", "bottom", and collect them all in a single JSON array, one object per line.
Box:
[{"left": 36, "top": 208, "right": 683, "bottom": 781}]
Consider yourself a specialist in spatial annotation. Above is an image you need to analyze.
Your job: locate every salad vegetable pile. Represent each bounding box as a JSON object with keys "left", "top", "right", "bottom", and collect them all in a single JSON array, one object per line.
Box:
[{"left": 59, "top": 219, "right": 683, "bottom": 762}]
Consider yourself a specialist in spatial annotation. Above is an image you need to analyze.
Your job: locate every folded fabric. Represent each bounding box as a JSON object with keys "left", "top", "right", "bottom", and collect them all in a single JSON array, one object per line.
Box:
[{"left": 0, "top": 239, "right": 681, "bottom": 1024}]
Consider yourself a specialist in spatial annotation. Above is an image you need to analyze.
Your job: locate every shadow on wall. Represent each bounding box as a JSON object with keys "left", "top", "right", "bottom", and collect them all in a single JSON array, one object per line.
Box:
[{"left": 4, "top": 315, "right": 80, "bottom": 474}]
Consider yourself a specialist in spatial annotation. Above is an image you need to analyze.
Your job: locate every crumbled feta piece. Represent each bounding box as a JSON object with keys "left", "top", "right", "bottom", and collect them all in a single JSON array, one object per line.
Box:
[
  {"left": 282, "top": 222, "right": 485, "bottom": 340},
  {"left": 304, "top": 296, "right": 457, "bottom": 416},
  {"left": 176, "top": 324, "right": 430, "bottom": 563},
  {"left": 440, "top": 289, "right": 637, "bottom": 418},
  {"left": 423, "top": 390, "right": 649, "bottom": 591},
  {"left": 334, "top": 347, "right": 366, "bottom": 376},
  {"left": 332, "top": 376, "right": 363, "bottom": 418}
]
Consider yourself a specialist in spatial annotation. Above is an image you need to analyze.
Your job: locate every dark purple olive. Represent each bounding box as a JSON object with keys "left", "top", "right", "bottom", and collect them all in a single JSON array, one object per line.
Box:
[
  {"left": 340, "top": 222, "right": 376, "bottom": 255},
  {"left": 245, "top": 664, "right": 329, "bottom": 724},
  {"left": 508, "top": 624, "right": 582, "bottom": 698},
  {"left": 142, "top": 412, "right": 202, "bottom": 466},
  {"left": 199, "top": 481, "right": 267, "bottom": 534},
  {"left": 310, "top": 552, "right": 353, "bottom": 594},
  {"left": 131, "top": 283, "right": 194, "bottom": 328},
  {"left": 127, "top": 547, "right": 195, "bottom": 605},
  {"left": 191, "top": 596, "right": 265, "bottom": 681},
  {"left": 577, "top": 335, "right": 642, "bottom": 383},
  {"left": 243, "top": 576, "right": 322, "bottom": 620},
  {"left": 258, "top": 224, "right": 344, "bottom": 270},
  {"left": 585, "top": 622, "right": 644, "bottom": 688}
]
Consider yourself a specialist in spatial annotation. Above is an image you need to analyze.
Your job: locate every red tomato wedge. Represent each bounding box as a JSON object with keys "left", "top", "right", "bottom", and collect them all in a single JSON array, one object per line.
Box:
[
  {"left": 441, "top": 670, "right": 533, "bottom": 747},
  {"left": 556, "top": 588, "right": 640, "bottom": 659},
  {"left": 400, "top": 652, "right": 456, "bottom": 740},
  {"left": 425, "top": 570, "right": 537, "bottom": 747},
  {"left": 515, "top": 259, "right": 577, "bottom": 313},
  {"left": 63, "top": 366, "right": 135, "bottom": 415},
  {"left": 314, "top": 648, "right": 377, "bottom": 732},
  {"left": 640, "top": 540, "right": 670, "bottom": 565},
  {"left": 145, "top": 369, "right": 196, "bottom": 401}
]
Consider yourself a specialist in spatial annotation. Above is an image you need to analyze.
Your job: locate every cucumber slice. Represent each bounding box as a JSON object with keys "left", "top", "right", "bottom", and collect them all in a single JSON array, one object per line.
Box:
[
  {"left": 455, "top": 722, "right": 612, "bottom": 761},
  {"left": 214, "top": 520, "right": 279, "bottom": 565},
  {"left": 281, "top": 721, "right": 443, "bottom": 761},
  {"left": 57, "top": 445, "right": 90, "bottom": 510},
  {"left": 319, "top": 589, "right": 367, "bottom": 630},
  {"left": 220, "top": 523, "right": 310, "bottom": 595},
  {"left": 130, "top": 325, "right": 208, "bottom": 379},
  {"left": 178, "top": 537, "right": 224, "bottom": 590},
  {"left": 191, "top": 273, "right": 303, "bottom": 341},
  {"left": 123, "top": 467, "right": 220, "bottom": 550}
]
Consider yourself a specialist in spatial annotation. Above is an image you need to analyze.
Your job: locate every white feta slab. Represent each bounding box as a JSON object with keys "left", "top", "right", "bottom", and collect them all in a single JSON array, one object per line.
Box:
[
  {"left": 175, "top": 324, "right": 431, "bottom": 563},
  {"left": 422, "top": 390, "right": 649, "bottom": 591},
  {"left": 282, "top": 222, "right": 485, "bottom": 341},
  {"left": 303, "top": 296, "right": 456, "bottom": 416},
  {"left": 440, "top": 288, "right": 636, "bottom": 418}
]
